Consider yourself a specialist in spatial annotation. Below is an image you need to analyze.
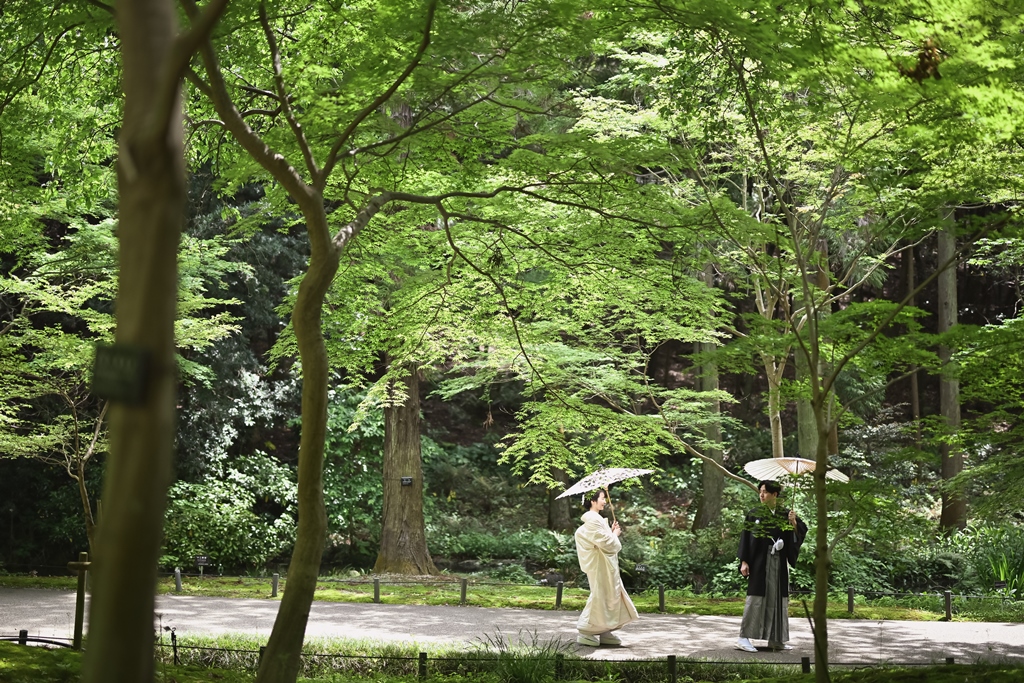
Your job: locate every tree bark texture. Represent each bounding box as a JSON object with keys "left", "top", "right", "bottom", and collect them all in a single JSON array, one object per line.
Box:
[
  {"left": 904, "top": 244, "right": 921, "bottom": 443},
  {"left": 82, "top": 1, "right": 184, "bottom": 680},
  {"left": 763, "top": 357, "right": 785, "bottom": 459},
  {"left": 692, "top": 340, "right": 723, "bottom": 528},
  {"left": 547, "top": 468, "right": 574, "bottom": 531},
  {"left": 812, "top": 408, "right": 831, "bottom": 682},
  {"left": 795, "top": 348, "right": 816, "bottom": 459},
  {"left": 374, "top": 362, "right": 438, "bottom": 575},
  {"left": 937, "top": 221, "right": 966, "bottom": 531},
  {"left": 256, "top": 204, "right": 335, "bottom": 683}
]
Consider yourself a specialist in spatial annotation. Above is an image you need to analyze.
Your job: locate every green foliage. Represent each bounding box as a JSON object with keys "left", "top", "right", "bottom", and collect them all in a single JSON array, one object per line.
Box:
[
  {"left": 486, "top": 563, "right": 536, "bottom": 585},
  {"left": 162, "top": 453, "right": 297, "bottom": 571},
  {"left": 322, "top": 385, "right": 386, "bottom": 563}
]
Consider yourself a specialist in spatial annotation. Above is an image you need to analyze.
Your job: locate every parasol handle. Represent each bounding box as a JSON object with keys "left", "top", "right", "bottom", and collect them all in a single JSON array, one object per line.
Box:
[{"left": 604, "top": 487, "right": 617, "bottom": 527}]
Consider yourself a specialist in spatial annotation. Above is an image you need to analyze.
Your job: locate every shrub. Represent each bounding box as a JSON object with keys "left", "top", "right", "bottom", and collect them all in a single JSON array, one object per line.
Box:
[{"left": 162, "top": 479, "right": 294, "bottom": 571}]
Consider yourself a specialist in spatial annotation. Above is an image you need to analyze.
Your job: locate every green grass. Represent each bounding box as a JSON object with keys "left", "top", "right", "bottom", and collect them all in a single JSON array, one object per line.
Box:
[
  {"left": 4, "top": 639, "right": 1024, "bottom": 683},
  {"left": 1, "top": 573, "right": 1019, "bottom": 622}
]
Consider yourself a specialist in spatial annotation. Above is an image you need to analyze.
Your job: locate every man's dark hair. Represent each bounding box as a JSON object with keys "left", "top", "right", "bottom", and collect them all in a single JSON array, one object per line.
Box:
[
  {"left": 582, "top": 491, "right": 603, "bottom": 511},
  {"left": 759, "top": 480, "right": 782, "bottom": 495}
]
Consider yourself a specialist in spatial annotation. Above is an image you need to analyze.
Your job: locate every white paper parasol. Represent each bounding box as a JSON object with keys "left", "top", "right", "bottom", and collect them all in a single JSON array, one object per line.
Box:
[
  {"left": 555, "top": 467, "right": 654, "bottom": 499},
  {"left": 743, "top": 457, "right": 850, "bottom": 483},
  {"left": 556, "top": 467, "right": 653, "bottom": 525}
]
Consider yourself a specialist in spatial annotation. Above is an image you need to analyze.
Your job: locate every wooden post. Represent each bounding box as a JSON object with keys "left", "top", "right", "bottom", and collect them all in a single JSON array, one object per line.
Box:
[
  {"left": 374, "top": 578, "right": 380, "bottom": 603},
  {"left": 667, "top": 655, "right": 677, "bottom": 683},
  {"left": 418, "top": 652, "right": 427, "bottom": 679},
  {"left": 944, "top": 590, "right": 952, "bottom": 621},
  {"left": 174, "top": 568, "right": 182, "bottom": 592},
  {"left": 847, "top": 586, "right": 854, "bottom": 614},
  {"left": 18, "top": 630, "right": 27, "bottom": 646},
  {"left": 67, "top": 551, "right": 90, "bottom": 650},
  {"left": 801, "top": 657, "right": 811, "bottom": 674},
  {"left": 460, "top": 578, "right": 467, "bottom": 605},
  {"left": 946, "top": 657, "right": 955, "bottom": 665},
  {"left": 659, "top": 585, "right": 666, "bottom": 612},
  {"left": 555, "top": 581, "right": 563, "bottom": 608},
  {"left": 272, "top": 573, "right": 279, "bottom": 598},
  {"left": 555, "top": 653, "right": 564, "bottom": 680}
]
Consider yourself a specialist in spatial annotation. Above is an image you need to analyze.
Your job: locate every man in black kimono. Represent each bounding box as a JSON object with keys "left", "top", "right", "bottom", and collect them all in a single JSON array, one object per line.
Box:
[{"left": 735, "top": 480, "right": 808, "bottom": 652}]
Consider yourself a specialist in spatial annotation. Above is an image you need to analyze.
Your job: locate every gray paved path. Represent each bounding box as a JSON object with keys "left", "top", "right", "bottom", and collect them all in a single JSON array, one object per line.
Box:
[{"left": 2, "top": 587, "right": 1023, "bottom": 666}]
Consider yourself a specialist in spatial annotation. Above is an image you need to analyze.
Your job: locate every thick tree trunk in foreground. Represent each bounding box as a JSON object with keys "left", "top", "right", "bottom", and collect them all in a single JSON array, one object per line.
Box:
[
  {"left": 81, "top": 1, "right": 184, "bottom": 680},
  {"left": 375, "top": 362, "right": 437, "bottom": 575},
  {"left": 937, "top": 221, "right": 966, "bottom": 531}
]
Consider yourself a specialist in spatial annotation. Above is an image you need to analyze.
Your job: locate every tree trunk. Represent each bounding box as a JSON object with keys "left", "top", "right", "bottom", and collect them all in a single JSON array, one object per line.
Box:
[
  {"left": 904, "top": 244, "right": 921, "bottom": 443},
  {"left": 763, "top": 357, "right": 785, "bottom": 459},
  {"left": 374, "top": 362, "right": 437, "bottom": 575},
  {"left": 937, "top": 219, "right": 966, "bottom": 531},
  {"left": 812, "top": 400, "right": 831, "bottom": 682},
  {"left": 795, "top": 349, "right": 816, "bottom": 458},
  {"left": 692, "top": 289, "right": 723, "bottom": 530},
  {"left": 547, "top": 468, "right": 574, "bottom": 531},
  {"left": 75, "top": 461, "right": 95, "bottom": 555},
  {"left": 81, "top": 1, "right": 184, "bottom": 680},
  {"left": 256, "top": 203, "right": 336, "bottom": 683}
]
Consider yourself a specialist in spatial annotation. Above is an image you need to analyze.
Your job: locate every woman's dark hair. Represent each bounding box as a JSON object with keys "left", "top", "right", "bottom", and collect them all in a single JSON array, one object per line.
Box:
[
  {"left": 759, "top": 480, "right": 782, "bottom": 495},
  {"left": 582, "top": 491, "right": 604, "bottom": 511}
]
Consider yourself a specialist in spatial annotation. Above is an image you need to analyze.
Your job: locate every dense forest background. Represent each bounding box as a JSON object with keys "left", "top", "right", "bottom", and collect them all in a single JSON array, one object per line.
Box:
[{"left": 3, "top": 0, "right": 1024, "bottom": 608}]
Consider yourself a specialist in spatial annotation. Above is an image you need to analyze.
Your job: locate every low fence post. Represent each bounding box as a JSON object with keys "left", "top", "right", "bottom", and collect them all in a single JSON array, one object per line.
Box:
[
  {"left": 946, "top": 656, "right": 955, "bottom": 665},
  {"left": 418, "top": 651, "right": 427, "bottom": 679},
  {"left": 555, "top": 581, "right": 563, "bottom": 609},
  {"left": 67, "top": 551, "right": 89, "bottom": 650},
  {"left": 374, "top": 578, "right": 381, "bottom": 604},
  {"left": 272, "top": 573, "right": 279, "bottom": 598},
  {"left": 801, "top": 657, "right": 811, "bottom": 674},
  {"left": 658, "top": 585, "right": 666, "bottom": 613},
  {"left": 171, "top": 628, "right": 180, "bottom": 665},
  {"left": 944, "top": 590, "right": 952, "bottom": 621},
  {"left": 847, "top": 586, "right": 855, "bottom": 614},
  {"left": 259, "top": 646, "right": 266, "bottom": 664},
  {"left": 174, "top": 567, "right": 182, "bottom": 593},
  {"left": 555, "top": 653, "right": 564, "bottom": 680},
  {"left": 460, "top": 578, "right": 468, "bottom": 605},
  {"left": 18, "top": 630, "right": 27, "bottom": 646},
  {"left": 667, "top": 654, "right": 677, "bottom": 683}
]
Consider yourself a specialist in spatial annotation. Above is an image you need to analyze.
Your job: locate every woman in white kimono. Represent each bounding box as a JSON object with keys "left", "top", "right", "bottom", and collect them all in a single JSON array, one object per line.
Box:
[{"left": 574, "top": 490, "right": 638, "bottom": 646}]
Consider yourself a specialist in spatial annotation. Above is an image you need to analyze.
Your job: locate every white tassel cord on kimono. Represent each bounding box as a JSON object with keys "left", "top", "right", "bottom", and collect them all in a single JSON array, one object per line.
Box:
[{"left": 574, "top": 508, "right": 638, "bottom": 636}]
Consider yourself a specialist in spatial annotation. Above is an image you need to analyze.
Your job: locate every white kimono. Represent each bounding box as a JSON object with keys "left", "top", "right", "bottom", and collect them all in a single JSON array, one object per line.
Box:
[{"left": 574, "top": 510, "right": 638, "bottom": 635}]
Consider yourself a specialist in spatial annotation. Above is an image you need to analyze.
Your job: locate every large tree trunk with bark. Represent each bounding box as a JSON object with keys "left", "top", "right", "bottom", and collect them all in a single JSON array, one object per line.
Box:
[
  {"left": 692, "top": 271, "right": 723, "bottom": 529},
  {"left": 937, "top": 219, "right": 966, "bottom": 531},
  {"left": 763, "top": 357, "right": 785, "bottom": 459},
  {"left": 375, "top": 362, "right": 437, "bottom": 575},
  {"left": 547, "top": 468, "right": 574, "bottom": 531},
  {"left": 796, "top": 349, "right": 816, "bottom": 458},
  {"left": 81, "top": 1, "right": 185, "bottom": 680},
  {"left": 904, "top": 244, "right": 922, "bottom": 443}
]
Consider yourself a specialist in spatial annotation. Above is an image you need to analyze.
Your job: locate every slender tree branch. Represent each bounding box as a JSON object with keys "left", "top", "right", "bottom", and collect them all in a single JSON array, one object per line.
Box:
[
  {"left": 258, "top": 1, "right": 318, "bottom": 180},
  {"left": 83, "top": 0, "right": 115, "bottom": 13},
  {"left": 182, "top": 0, "right": 314, "bottom": 204},
  {"left": 319, "top": 0, "right": 438, "bottom": 185},
  {"left": 151, "top": 0, "right": 231, "bottom": 140}
]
